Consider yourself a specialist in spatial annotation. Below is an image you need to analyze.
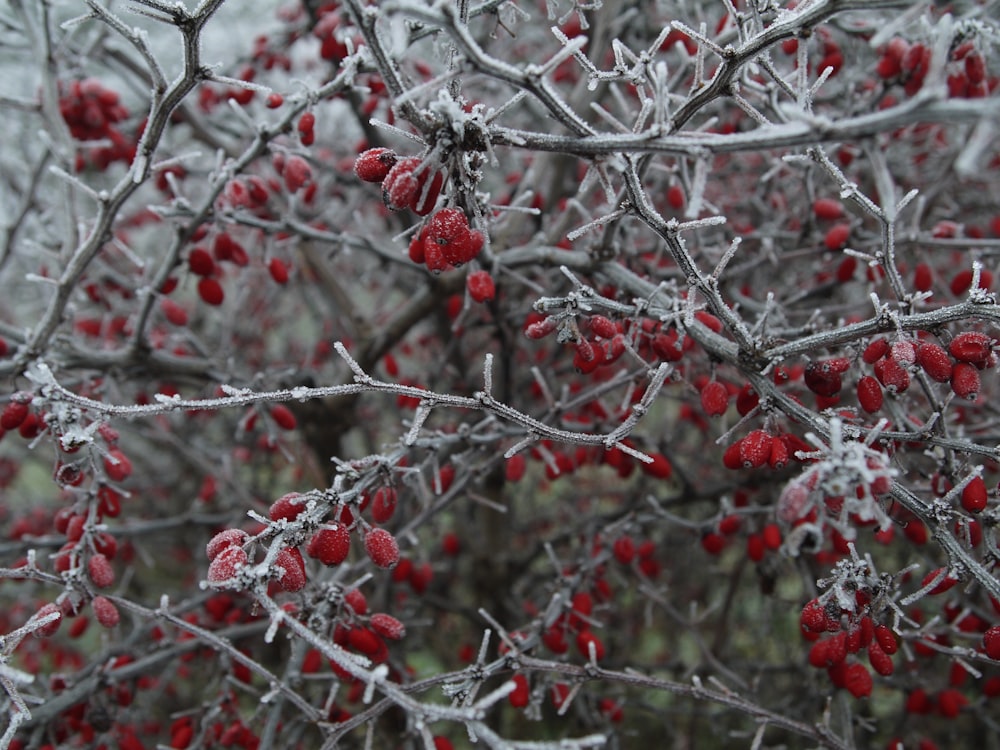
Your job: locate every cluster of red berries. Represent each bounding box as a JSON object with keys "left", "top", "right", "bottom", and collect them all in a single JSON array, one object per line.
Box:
[
  {"left": 354, "top": 147, "right": 445, "bottom": 216},
  {"left": 800, "top": 599, "right": 897, "bottom": 699},
  {"left": 408, "top": 208, "right": 485, "bottom": 274},
  {"left": 59, "top": 78, "right": 136, "bottom": 171}
]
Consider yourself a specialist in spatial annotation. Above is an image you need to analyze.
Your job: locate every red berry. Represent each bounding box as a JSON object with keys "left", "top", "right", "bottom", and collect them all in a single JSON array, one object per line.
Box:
[
  {"left": 32, "top": 603, "right": 62, "bottom": 637},
  {"left": 739, "top": 430, "right": 773, "bottom": 469},
  {"left": 268, "top": 257, "right": 289, "bottom": 284},
  {"left": 197, "top": 277, "right": 225, "bottom": 306},
  {"left": 265, "top": 92, "right": 283, "bottom": 108},
  {"left": 103, "top": 449, "right": 132, "bottom": 482},
  {"left": 921, "top": 567, "right": 958, "bottom": 595},
  {"left": 950, "top": 362, "right": 980, "bottom": 400},
  {"left": 207, "top": 545, "right": 247, "bottom": 582},
  {"left": 274, "top": 547, "right": 306, "bottom": 591},
  {"left": 206, "top": 529, "right": 248, "bottom": 561},
  {"left": 916, "top": 342, "right": 953, "bottom": 382},
  {"left": 962, "top": 476, "right": 988, "bottom": 513},
  {"left": 576, "top": 630, "right": 605, "bottom": 661},
  {"left": 804, "top": 362, "right": 843, "bottom": 397},
  {"left": 354, "top": 147, "right": 398, "bottom": 183},
  {"left": 297, "top": 112, "right": 315, "bottom": 135},
  {"left": 844, "top": 663, "right": 873, "bottom": 698},
  {"left": 857, "top": 376, "right": 883, "bottom": 413},
  {"left": 270, "top": 404, "right": 298, "bottom": 430},
  {"left": 913, "top": 262, "right": 933, "bottom": 292},
  {"left": 823, "top": 223, "right": 850, "bottom": 250},
  {"left": 307, "top": 525, "right": 351, "bottom": 566},
  {"left": 612, "top": 536, "right": 635, "bottom": 564},
  {"left": 508, "top": 673, "right": 530, "bottom": 708},
  {"left": 700, "top": 532, "right": 726, "bottom": 555},
  {"left": 370, "top": 612, "right": 406, "bottom": 640},
  {"left": 983, "top": 625, "right": 1000, "bottom": 660},
  {"left": 371, "top": 487, "right": 398, "bottom": 524},
  {"left": 283, "top": 155, "right": 312, "bottom": 193},
  {"left": 269, "top": 492, "right": 307, "bottom": 522},
  {"left": 700, "top": 380, "right": 729, "bottom": 417},
  {"left": 641, "top": 452, "right": 672, "bottom": 479},
  {"left": 92, "top": 596, "right": 120, "bottom": 628},
  {"left": 466, "top": 270, "right": 495, "bottom": 302},
  {"left": 0, "top": 399, "right": 30, "bottom": 431},
  {"left": 187, "top": 247, "right": 215, "bottom": 276},
  {"left": 813, "top": 198, "right": 844, "bottom": 220},
  {"left": 88, "top": 553, "right": 115, "bottom": 588},
  {"left": 160, "top": 298, "right": 189, "bottom": 326},
  {"left": 867, "top": 641, "right": 894, "bottom": 675},
  {"left": 382, "top": 157, "right": 420, "bottom": 210},
  {"left": 364, "top": 528, "right": 400, "bottom": 568},
  {"left": 949, "top": 332, "right": 993, "bottom": 368},
  {"left": 874, "top": 624, "right": 897, "bottom": 654},
  {"left": 505, "top": 453, "right": 526, "bottom": 482},
  {"left": 862, "top": 338, "right": 889, "bottom": 364},
  {"left": 873, "top": 356, "right": 910, "bottom": 394}
]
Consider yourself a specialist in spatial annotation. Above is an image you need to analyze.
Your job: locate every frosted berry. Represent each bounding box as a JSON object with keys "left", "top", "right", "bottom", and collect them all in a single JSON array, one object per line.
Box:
[
  {"left": 270, "top": 404, "right": 298, "bottom": 430},
  {"left": 32, "top": 603, "right": 62, "bottom": 637},
  {"left": 844, "top": 663, "right": 873, "bottom": 698},
  {"left": 950, "top": 362, "right": 980, "bottom": 400},
  {"left": 103, "top": 449, "right": 132, "bottom": 482},
  {"left": 1, "top": 397, "right": 30, "bottom": 431},
  {"left": 274, "top": 548, "right": 307, "bottom": 591},
  {"left": 364, "top": 528, "right": 400, "bottom": 568},
  {"left": 206, "top": 529, "right": 248, "bottom": 561},
  {"left": 88, "top": 553, "right": 115, "bottom": 588},
  {"left": 813, "top": 198, "right": 845, "bottom": 220},
  {"left": 307, "top": 525, "right": 350, "bottom": 566},
  {"left": 700, "top": 380, "right": 729, "bottom": 417},
  {"left": 916, "top": 342, "right": 953, "bottom": 382},
  {"left": 873, "top": 356, "right": 910, "bottom": 394},
  {"left": 207, "top": 545, "right": 247, "bottom": 582},
  {"left": 269, "top": 492, "right": 306, "bottom": 522},
  {"left": 857, "top": 376, "right": 883, "bottom": 413},
  {"left": 283, "top": 155, "right": 312, "bottom": 193},
  {"left": 862, "top": 338, "right": 889, "bottom": 364},
  {"left": 382, "top": 157, "right": 420, "bottom": 210},
  {"left": 370, "top": 612, "right": 406, "bottom": 640},
  {"left": 92, "top": 596, "right": 120, "bottom": 628},
  {"left": 467, "top": 270, "right": 495, "bottom": 302},
  {"left": 867, "top": 641, "right": 894, "bottom": 676},
  {"left": 949, "top": 331, "right": 993, "bottom": 368},
  {"left": 739, "top": 430, "right": 773, "bottom": 469},
  {"left": 874, "top": 624, "right": 898, "bottom": 655},
  {"left": 354, "top": 147, "right": 397, "bottom": 183}
]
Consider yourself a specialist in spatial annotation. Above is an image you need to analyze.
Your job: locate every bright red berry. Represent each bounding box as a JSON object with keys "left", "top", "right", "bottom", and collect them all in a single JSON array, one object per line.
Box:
[
  {"left": 269, "top": 492, "right": 307, "bottom": 522},
  {"left": 950, "top": 332, "right": 993, "bottom": 368},
  {"left": 739, "top": 430, "right": 773, "bottom": 469},
  {"left": 983, "top": 625, "right": 1000, "bottom": 660},
  {"left": 857, "top": 376, "right": 883, "bottom": 413},
  {"left": 700, "top": 380, "right": 729, "bottom": 417},
  {"left": 916, "top": 342, "right": 953, "bottom": 382},
  {"left": 283, "top": 155, "right": 312, "bottom": 193},
  {"left": 813, "top": 198, "right": 844, "bottom": 220},
  {"left": 364, "top": 528, "right": 400, "bottom": 569},
  {"left": 951, "top": 362, "right": 980, "bottom": 400},
  {"left": 103, "top": 449, "right": 132, "bottom": 482},
  {"left": 467, "top": 270, "right": 495, "bottom": 302},
  {"left": 88, "top": 553, "right": 115, "bottom": 588},
  {"left": 370, "top": 612, "right": 406, "bottom": 640},
  {"left": 92, "top": 596, "right": 120, "bottom": 628},
  {"left": 274, "top": 547, "right": 306, "bottom": 591},
  {"left": 354, "top": 147, "right": 398, "bottom": 183},
  {"left": 844, "top": 663, "right": 873, "bottom": 698},
  {"left": 307, "top": 525, "right": 351, "bottom": 566},
  {"left": 270, "top": 404, "right": 298, "bottom": 430},
  {"left": 206, "top": 529, "right": 248, "bottom": 562},
  {"left": 197, "top": 277, "right": 225, "bottom": 306},
  {"left": 207, "top": 545, "right": 247, "bottom": 582},
  {"left": 962, "top": 477, "right": 988, "bottom": 513}
]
